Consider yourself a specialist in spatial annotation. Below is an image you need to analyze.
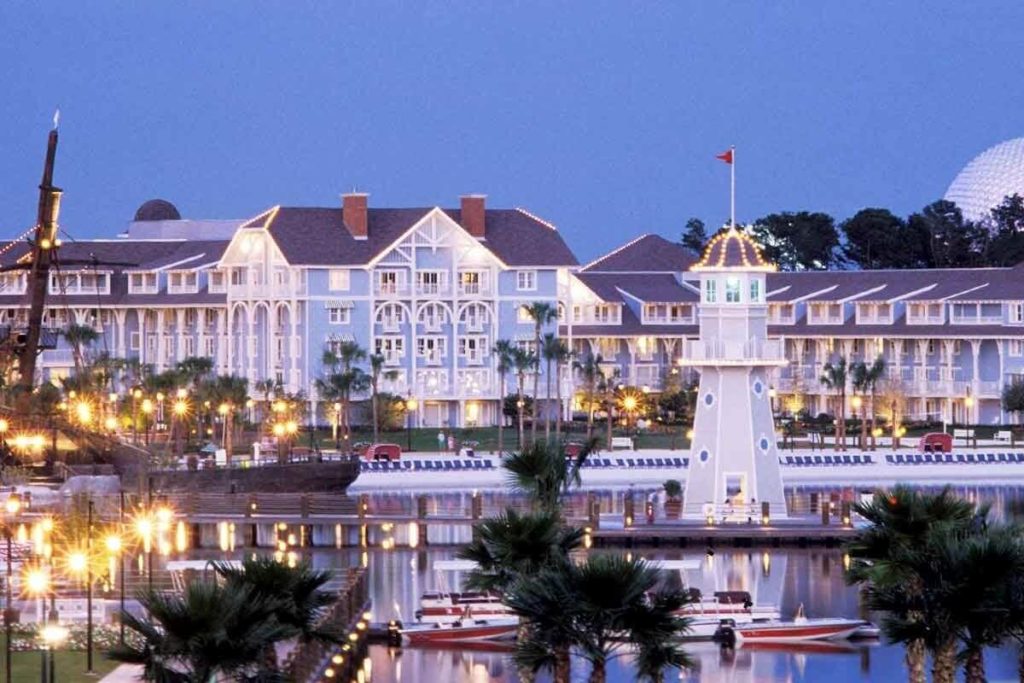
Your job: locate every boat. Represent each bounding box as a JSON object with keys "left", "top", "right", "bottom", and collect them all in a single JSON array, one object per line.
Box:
[
  {"left": 416, "top": 590, "right": 511, "bottom": 623},
  {"left": 712, "top": 605, "right": 868, "bottom": 644},
  {"left": 400, "top": 616, "right": 519, "bottom": 646},
  {"left": 678, "top": 589, "right": 781, "bottom": 622}
]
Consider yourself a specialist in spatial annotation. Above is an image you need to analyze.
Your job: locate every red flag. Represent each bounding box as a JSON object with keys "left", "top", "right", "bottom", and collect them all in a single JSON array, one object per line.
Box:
[{"left": 715, "top": 149, "right": 733, "bottom": 164}]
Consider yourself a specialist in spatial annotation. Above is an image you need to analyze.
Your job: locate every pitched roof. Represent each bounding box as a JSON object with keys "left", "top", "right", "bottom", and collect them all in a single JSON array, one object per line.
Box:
[
  {"left": 582, "top": 234, "right": 697, "bottom": 273},
  {"left": 576, "top": 272, "right": 697, "bottom": 304},
  {"left": 691, "top": 228, "right": 772, "bottom": 272},
  {"left": 765, "top": 268, "right": 1010, "bottom": 303},
  {"left": 256, "top": 206, "right": 577, "bottom": 267}
]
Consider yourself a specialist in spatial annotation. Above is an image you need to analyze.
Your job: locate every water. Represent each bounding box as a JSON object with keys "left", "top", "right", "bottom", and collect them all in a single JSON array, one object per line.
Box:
[{"left": 194, "top": 484, "right": 1024, "bottom": 681}]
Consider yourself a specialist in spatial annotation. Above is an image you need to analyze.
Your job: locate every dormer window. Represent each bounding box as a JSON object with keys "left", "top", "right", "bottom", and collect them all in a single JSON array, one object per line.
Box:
[
  {"left": 128, "top": 272, "right": 158, "bottom": 294},
  {"left": 168, "top": 271, "right": 198, "bottom": 294},
  {"left": 749, "top": 279, "right": 761, "bottom": 303},
  {"left": 208, "top": 270, "right": 226, "bottom": 293}
]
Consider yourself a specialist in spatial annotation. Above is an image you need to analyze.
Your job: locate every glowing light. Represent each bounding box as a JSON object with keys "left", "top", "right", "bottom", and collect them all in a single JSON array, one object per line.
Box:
[
  {"left": 24, "top": 567, "right": 48, "bottom": 595},
  {"left": 0, "top": 419, "right": 8, "bottom": 434},
  {"left": 851, "top": 396, "right": 863, "bottom": 410},
  {"left": 105, "top": 535, "right": 122, "bottom": 554},
  {"left": 67, "top": 551, "right": 87, "bottom": 575},
  {"left": 104, "top": 417, "right": 118, "bottom": 431},
  {"left": 176, "top": 388, "right": 188, "bottom": 399},
  {"left": 176, "top": 521, "right": 188, "bottom": 552},
  {"left": 272, "top": 423, "right": 285, "bottom": 437},
  {"left": 218, "top": 403, "right": 229, "bottom": 416},
  {"left": 4, "top": 495, "right": 20, "bottom": 516},
  {"left": 285, "top": 420, "right": 298, "bottom": 435},
  {"left": 173, "top": 400, "right": 188, "bottom": 416},
  {"left": 141, "top": 399, "right": 154, "bottom": 414},
  {"left": 40, "top": 623, "right": 68, "bottom": 646}
]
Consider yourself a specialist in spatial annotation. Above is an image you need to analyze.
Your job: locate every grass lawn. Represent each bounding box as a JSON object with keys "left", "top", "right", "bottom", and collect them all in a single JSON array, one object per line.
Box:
[{"left": 3, "top": 641, "right": 119, "bottom": 682}]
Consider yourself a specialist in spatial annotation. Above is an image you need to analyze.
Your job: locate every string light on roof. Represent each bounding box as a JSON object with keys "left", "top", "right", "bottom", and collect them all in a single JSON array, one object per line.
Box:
[
  {"left": 0, "top": 225, "right": 40, "bottom": 259},
  {"left": 691, "top": 226, "right": 775, "bottom": 272}
]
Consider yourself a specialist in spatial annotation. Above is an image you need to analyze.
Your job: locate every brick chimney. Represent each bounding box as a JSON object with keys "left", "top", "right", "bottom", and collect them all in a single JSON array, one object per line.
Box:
[
  {"left": 460, "top": 194, "right": 486, "bottom": 238},
  {"left": 342, "top": 192, "right": 368, "bottom": 239}
]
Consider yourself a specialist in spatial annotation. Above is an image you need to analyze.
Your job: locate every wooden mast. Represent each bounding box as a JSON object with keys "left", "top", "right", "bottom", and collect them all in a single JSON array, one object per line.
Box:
[{"left": 17, "top": 117, "right": 62, "bottom": 393}]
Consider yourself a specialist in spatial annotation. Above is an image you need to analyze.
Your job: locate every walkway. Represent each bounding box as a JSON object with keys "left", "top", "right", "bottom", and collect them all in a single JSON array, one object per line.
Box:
[{"left": 100, "top": 664, "right": 142, "bottom": 682}]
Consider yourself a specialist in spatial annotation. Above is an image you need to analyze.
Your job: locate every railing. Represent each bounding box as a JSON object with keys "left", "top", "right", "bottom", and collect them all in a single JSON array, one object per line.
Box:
[
  {"left": 415, "top": 283, "right": 452, "bottom": 296},
  {"left": 227, "top": 280, "right": 306, "bottom": 299},
  {"left": 679, "top": 339, "right": 785, "bottom": 363},
  {"left": 458, "top": 282, "right": 492, "bottom": 296},
  {"left": 374, "top": 283, "right": 411, "bottom": 297},
  {"left": 950, "top": 314, "right": 1003, "bottom": 324}
]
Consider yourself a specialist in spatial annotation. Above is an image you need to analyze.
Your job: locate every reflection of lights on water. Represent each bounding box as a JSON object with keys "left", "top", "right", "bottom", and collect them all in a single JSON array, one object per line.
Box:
[
  {"left": 471, "top": 663, "right": 490, "bottom": 683},
  {"left": 335, "top": 524, "right": 343, "bottom": 549},
  {"left": 361, "top": 551, "right": 368, "bottom": 568},
  {"left": 761, "top": 551, "right": 771, "bottom": 575},
  {"left": 408, "top": 522, "right": 419, "bottom": 548},
  {"left": 843, "top": 553, "right": 851, "bottom": 571}
]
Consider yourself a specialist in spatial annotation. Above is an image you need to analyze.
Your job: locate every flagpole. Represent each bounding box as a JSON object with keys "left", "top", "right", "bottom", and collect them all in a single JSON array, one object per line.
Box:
[{"left": 730, "top": 145, "right": 736, "bottom": 229}]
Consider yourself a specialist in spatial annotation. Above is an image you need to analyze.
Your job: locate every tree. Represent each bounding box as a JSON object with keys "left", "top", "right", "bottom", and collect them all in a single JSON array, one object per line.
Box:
[
  {"left": 541, "top": 333, "right": 569, "bottom": 443},
  {"left": 851, "top": 357, "right": 886, "bottom": 450},
  {"left": 985, "top": 193, "right": 1024, "bottom": 266},
  {"left": 511, "top": 347, "right": 538, "bottom": 449},
  {"left": 1002, "top": 379, "right": 1024, "bottom": 428},
  {"left": 846, "top": 486, "right": 979, "bottom": 683},
  {"left": 367, "top": 354, "right": 397, "bottom": 444},
  {"left": 175, "top": 357, "right": 214, "bottom": 389},
  {"left": 820, "top": 358, "right": 849, "bottom": 451},
  {"left": 522, "top": 303, "right": 558, "bottom": 445},
  {"left": 907, "top": 199, "right": 989, "bottom": 268},
  {"left": 840, "top": 208, "right": 929, "bottom": 269},
  {"left": 574, "top": 355, "right": 605, "bottom": 440},
  {"left": 318, "top": 344, "right": 367, "bottom": 446},
  {"left": 108, "top": 581, "right": 291, "bottom": 682},
  {"left": 213, "top": 556, "right": 338, "bottom": 655},
  {"left": 501, "top": 440, "right": 595, "bottom": 514},
  {"left": 199, "top": 374, "right": 249, "bottom": 464},
  {"left": 748, "top": 211, "right": 839, "bottom": 270},
  {"left": 63, "top": 323, "right": 100, "bottom": 375},
  {"left": 493, "top": 339, "right": 515, "bottom": 454},
  {"left": 506, "top": 555, "right": 692, "bottom": 683},
  {"left": 680, "top": 217, "right": 708, "bottom": 253}
]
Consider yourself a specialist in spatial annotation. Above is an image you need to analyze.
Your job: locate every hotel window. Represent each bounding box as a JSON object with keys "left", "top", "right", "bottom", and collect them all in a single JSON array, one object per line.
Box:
[
  {"left": 184, "top": 310, "right": 197, "bottom": 327},
  {"left": 419, "top": 303, "right": 446, "bottom": 331},
  {"left": 328, "top": 269, "right": 350, "bottom": 291},
  {"left": 635, "top": 336, "right": 655, "bottom": 361},
  {"left": 1012, "top": 303, "right": 1024, "bottom": 324},
  {"left": 749, "top": 279, "right": 761, "bottom": 303},
  {"left": 1010, "top": 340, "right": 1024, "bottom": 357},
  {"left": 208, "top": 270, "right": 226, "bottom": 293},
  {"left": 725, "top": 277, "right": 741, "bottom": 303},
  {"left": 460, "top": 303, "right": 487, "bottom": 331},
  {"left": 129, "top": 272, "right": 158, "bottom": 294},
  {"left": 459, "top": 336, "right": 488, "bottom": 364},
  {"left": 515, "top": 339, "right": 537, "bottom": 354},
  {"left": 130, "top": 332, "right": 141, "bottom": 351},
  {"left": 417, "top": 337, "right": 446, "bottom": 365},
  {"left": 927, "top": 340, "right": 936, "bottom": 355},
  {"left": 183, "top": 337, "right": 195, "bottom": 356},
  {"left": 704, "top": 279, "right": 717, "bottom": 304},
  {"left": 328, "top": 306, "right": 350, "bottom": 325},
  {"left": 204, "top": 337, "right": 216, "bottom": 356},
  {"left": 374, "top": 337, "right": 405, "bottom": 365},
  {"left": 517, "top": 305, "right": 533, "bottom": 323},
  {"left": 416, "top": 271, "right": 447, "bottom": 295},
  {"left": 375, "top": 303, "right": 404, "bottom": 331},
  {"left": 376, "top": 270, "right": 403, "bottom": 295},
  {"left": 459, "top": 270, "right": 483, "bottom": 295},
  {"left": 205, "top": 309, "right": 218, "bottom": 328},
  {"left": 168, "top": 271, "right": 198, "bottom": 294},
  {"left": 516, "top": 270, "right": 537, "bottom": 291}
]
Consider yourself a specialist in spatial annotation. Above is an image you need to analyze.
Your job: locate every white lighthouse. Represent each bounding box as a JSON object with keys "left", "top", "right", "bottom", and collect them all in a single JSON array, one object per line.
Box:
[{"left": 682, "top": 228, "right": 788, "bottom": 519}]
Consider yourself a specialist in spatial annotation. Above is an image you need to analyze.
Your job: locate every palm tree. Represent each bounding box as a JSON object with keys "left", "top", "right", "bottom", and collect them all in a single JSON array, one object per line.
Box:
[
  {"left": 540, "top": 333, "right": 562, "bottom": 442},
  {"left": 505, "top": 555, "right": 692, "bottom": 683},
  {"left": 512, "top": 347, "right": 537, "bottom": 449},
  {"left": 599, "top": 367, "right": 620, "bottom": 452},
  {"left": 851, "top": 361, "right": 869, "bottom": 450},
  {"left": 573, "top": 354, "right": 605, "bottom": 441},
  {"left": 522, "top": 302, "right": 558, "bottom": 444},
  {"left": 501, "top": 440, "right": 595, "bottom": 513},
  {"left": 175, "top": 356, "right": 214, "bottom": 389},
  {"left": 493, "top": 339, "right": 515, "bottom": 454},
  {"left": 863, "top": 356, "right": 887, "bottom": 450},
  {"left": 213, "top": 555, "right": 338, "bottom": 669},
  {"left": 108, "top": 581, "right": 290, "bottom": 682},
  {"left": 64, "top": 323, "right": 100, "bottom": 375},
  {"left": 368, "top": 353, "right": 398, "bottom": 443},
  {"left": 200, "top": 374, "right": 249, "bottom": 465},
  {"left": 820, "top": 357, "right": 849, "bottom": 451},
  {"left": 846, "top": 486, "right": 979, "bottom": 683},
  {"left": 547, "top": 337, "right": 572, "bottom": 444}
]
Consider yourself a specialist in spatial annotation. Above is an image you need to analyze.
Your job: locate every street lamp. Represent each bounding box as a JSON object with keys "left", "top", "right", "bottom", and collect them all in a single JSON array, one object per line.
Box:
[
  {"left": 851, "top": 395, "right": 863, "bottom": 449},
  {"left": 3, "top": 494, "right": 20, "bottom": 683},
  {"left": 64, "top": 499, "right": 95, "bottom": 673},
  {"left": 39, "top": 621, "right": 67, "bottom": 683},
  {"left": 141, "top": 399, "right": 154, "bottom": 446},
  {"left": 405, "top": 397, "right": 418, "bottom": 452},
  {"left": 23, "top": 565, "right": 50, "bottom": 683}
]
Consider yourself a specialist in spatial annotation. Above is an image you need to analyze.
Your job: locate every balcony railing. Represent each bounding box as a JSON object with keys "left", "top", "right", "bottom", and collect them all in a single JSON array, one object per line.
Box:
[
  {"left": 679, "top": 339, "right": 785, "bottom": 363},
  {"left": 950, "top": 313, "right": 1003, "bottom": 325},
  {"left": 416, "top": 283, "right": 452, "bottom": 297},
  {"left": 458, "top": 282, "right": 492, "bottom": 297},
  {"left": 227, "top": 280, "right": 305, "bottom": 299},
  {"left": 374, "top": 284, "right": 411, "bottom": 297}
]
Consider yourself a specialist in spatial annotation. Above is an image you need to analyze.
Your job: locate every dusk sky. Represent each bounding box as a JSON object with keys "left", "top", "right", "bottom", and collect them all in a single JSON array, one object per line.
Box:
[{"left": 2, "top": 2, "right": 1023, "bottom": 261}]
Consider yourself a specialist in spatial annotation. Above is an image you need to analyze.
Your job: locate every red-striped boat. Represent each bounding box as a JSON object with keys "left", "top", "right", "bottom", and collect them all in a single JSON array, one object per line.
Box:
[{"left": 401, "top": 617, "right": 519, "bottom": 646}]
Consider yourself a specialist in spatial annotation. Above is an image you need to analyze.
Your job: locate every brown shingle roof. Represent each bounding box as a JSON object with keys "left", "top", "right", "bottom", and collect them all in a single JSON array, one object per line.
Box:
[
  {"left": 582, "top": 234, "right": 697, "bottom": 272},
  {"left": 261, "top": 206, "right": 577, "bottom": 267}
]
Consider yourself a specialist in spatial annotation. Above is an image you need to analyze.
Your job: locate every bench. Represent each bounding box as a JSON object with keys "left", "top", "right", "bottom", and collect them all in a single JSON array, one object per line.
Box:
[
  {"left": 953, "top": 428, "right": 975, "bottom": 445},
  {"left": 610, "top": 436, "right": 634, "bottom": 450}
]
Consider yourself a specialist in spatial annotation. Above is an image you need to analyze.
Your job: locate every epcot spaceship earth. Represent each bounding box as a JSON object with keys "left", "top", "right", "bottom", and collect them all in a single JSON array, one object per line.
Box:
[{"left": 945, "top": 137, "right": 1024, "bottom": 223}]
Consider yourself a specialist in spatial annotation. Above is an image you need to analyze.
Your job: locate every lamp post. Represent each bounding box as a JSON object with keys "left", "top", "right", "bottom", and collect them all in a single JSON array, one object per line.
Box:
[
  {"left": 851, "top": 395, "right": 863, "bottom": 450},
  {"left": 24, "top": 566, "right": 49, "bottom": 683},
  {"left": 3, "top": 494, "right": 20, "bottom": 683},
  {"left": 141, "top": 399, "right": 154, "bottom": 446},
  {"left": 405, "top": 397, "right": 418, "bottom": 452},
  {"left": 131, "top": 388, "right": 143, "bottom": 446},
  {"left": 39, "top": 622, "right": 67, "bottom": 683},
  {"left": 333, "top": 402, "right": 342, "bottom": 452}
]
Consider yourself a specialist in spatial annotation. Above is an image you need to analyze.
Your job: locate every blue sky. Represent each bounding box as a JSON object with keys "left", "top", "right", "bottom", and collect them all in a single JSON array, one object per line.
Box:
[{"left": 1, "top": 2, "right": 1023, "bottom": 261}]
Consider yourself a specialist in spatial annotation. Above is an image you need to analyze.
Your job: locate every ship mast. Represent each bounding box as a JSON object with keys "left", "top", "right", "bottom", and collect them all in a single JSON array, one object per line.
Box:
[{"left": 17, "top": 117, "right": 63, "bottom": 393}]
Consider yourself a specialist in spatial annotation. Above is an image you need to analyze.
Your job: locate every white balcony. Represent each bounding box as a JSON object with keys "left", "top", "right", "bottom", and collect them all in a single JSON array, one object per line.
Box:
[
  {"left": 416, "top": 283, "right": 452, "bottom": 297},
  {"left": 227, "top": 280, "right": 305, "bottom": 299},
  {"left": 679, "top": 339, "right": 786, "bottom": 366},
  {"left": 458, "top": 282, "right": 493, "bottom": 297},
  {"left": 374, "top": 284, "right": 411, "bottom": 298}
]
